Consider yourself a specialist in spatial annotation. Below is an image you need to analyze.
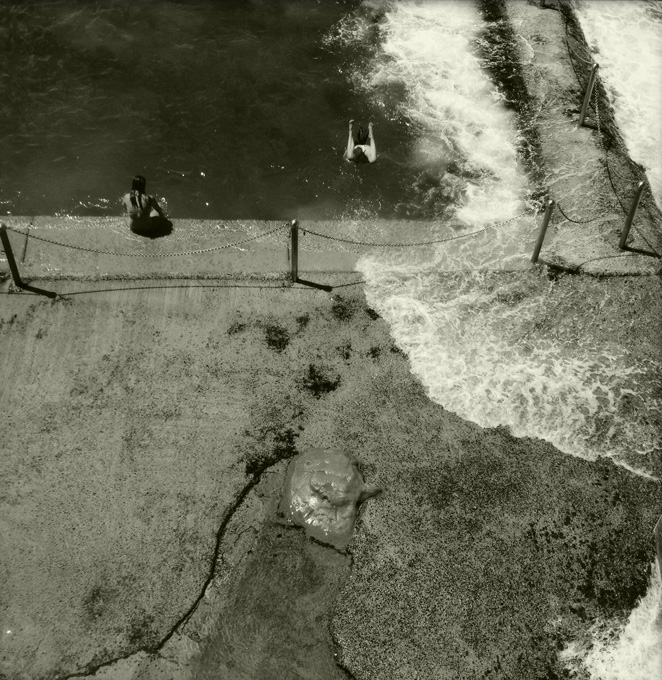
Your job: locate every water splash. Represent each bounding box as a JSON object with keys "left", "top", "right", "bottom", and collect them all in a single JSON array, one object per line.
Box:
[
  {"left": 575, "top": 0, "right": 662, "bottom": 211},
  {"left": 327, "top": 0, "right": 530, "bottom": 223},
  {"left": 360, "top": 265, "right": 661, "bottom": 478},
  {"left": 560, "top": 560, "right": 662, "bottom": 680}
]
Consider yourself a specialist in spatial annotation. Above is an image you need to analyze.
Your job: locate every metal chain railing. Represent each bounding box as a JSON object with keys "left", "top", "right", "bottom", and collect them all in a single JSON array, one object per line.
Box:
[
  {"left": 593, "top": 86, "right": 636, "bottom": 216},
  {"left": 564, "top": 35, "right": 594, "bottom": 66},
  {"left": 592, "top": 86, "right": 658, "bottom": 255},
  {"left": 299, "top": 210, "right": 531, "bottom": 249},
  {"left": 555, "top": 201, "right": 613, "bottom": 224},
  {"left": 563, "top": 10, "right": 592, "bottom": 91},
  {"left": 5, "top": 223, "right": 287, "bottom": 258},
  {"left": 554, "top": 49, "right": 649, "bottom": 230}
]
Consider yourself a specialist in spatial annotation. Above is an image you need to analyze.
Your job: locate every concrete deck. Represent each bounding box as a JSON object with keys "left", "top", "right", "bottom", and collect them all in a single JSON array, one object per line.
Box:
[
  {"left": 1, "top": 211, "right": 659, "bottom": 288},
  {"left": 0, "top": 217, "right": 361, "bottom": 281}
]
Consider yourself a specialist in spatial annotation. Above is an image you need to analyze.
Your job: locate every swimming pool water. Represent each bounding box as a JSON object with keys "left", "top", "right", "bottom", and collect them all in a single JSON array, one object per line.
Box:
[{"left": 0, "top": 0, "right": 436, "bottom": 221}]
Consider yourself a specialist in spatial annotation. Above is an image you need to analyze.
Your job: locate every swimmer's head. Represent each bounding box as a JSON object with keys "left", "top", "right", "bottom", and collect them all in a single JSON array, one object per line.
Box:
[
  {"left": 132, "top": 175, "right": 147, "bottom": 193},
  {"left": 351, "top": 146, "right": 364, "bottom": 159}
]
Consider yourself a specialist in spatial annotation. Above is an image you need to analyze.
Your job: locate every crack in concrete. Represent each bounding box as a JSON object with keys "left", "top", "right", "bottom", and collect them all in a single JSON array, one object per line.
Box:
[
  {"left": 57, "top": 450, "right": 361, "bottom": 680},
  {"left": 56, "top": 456, "right": 292, "bottom": 680}
]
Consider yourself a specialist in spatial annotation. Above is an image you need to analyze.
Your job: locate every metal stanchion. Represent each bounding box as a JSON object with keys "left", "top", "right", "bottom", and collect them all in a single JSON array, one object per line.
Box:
[
  {"left": 655, "top": 516, "right": 662, "bottom": 577},
  {"left": 578, "top": 64, "right": 599, "bottom": 127},
  {"left": 290, "top": 219, "right": 299, "bottom": 283},
  {"left": 619, "top": 181, "right": 646, "bottom": 249},
  {"left": 0, "top": 224, "right": 24, "bottom": 287},
  {"left": 531, "top": 200, "right": 555, "bottom": 264},
  {"left": 0, "top": 223, "right": 57, "bottom": 298}
]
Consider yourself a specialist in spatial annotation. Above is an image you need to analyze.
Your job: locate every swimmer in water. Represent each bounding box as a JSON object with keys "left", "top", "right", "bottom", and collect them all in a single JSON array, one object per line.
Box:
[
  {"left": 122, "top": 175, "right": 171, "bottom": 237},
  {"left": 344, "top": 119, "right": 376, "bottom": 163}
]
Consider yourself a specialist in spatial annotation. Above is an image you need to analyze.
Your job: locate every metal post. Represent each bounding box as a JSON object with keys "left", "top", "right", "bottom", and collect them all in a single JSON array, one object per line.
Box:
[
  {"left": 578, "top": 64, "right": 599, "bottom": 127},
  {"left": 0, "top": 223, "right": 57, "bottom": 298},
  {"left": 21, "top": 219, "right": 32, "bottom": 263},
  {"left": 655, "top": 516, "right": 662, "bottom": 577},
  {"left": 619, "top": 181, "right": 646, "bottom": 249},
  {"left": 531, "top": 200, "right": 555, "bottom": 264},
  {"left": 0, "top": 223, "right": 24, "bottom": 287},
  {"left": 290, "top": 219, "right": 298, "bottom": 282}
]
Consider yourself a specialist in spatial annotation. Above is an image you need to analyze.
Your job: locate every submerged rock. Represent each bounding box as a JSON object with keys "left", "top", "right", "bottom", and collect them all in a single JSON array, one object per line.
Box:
[{"left": 283, "top": 447, "right": 381, "bottom": 549}]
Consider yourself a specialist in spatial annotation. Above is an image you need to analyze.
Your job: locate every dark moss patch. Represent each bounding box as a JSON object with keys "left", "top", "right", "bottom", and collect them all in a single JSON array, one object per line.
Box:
[
  {"left": 265, "top": 324, "right": 290, "bottom": 352},
  {"left": 0, "top": 313, "right": 19, "bottom": 330},
  {"left": 245, "top": 427, "right": 299, "bottom": 475},
  {"left": 296, "top": 313, "right": 310, "bottom": 330},
  {"left": 227, "top": 321, "right": 246, "bottom": 335},
  {"left": 83, "top": 584, "right": 116, "bottom": 621},
  {"left": 365, "top": 307, "right": 380, "bottom": 320},
  {"left": 368, "top": 346, "right": 381, "bottom": 359},
  {"left": 337, "top": 342, "right": 352, "bottom": 361},
  {"left": 331, "top": 296, "right": 355, "bottom": 322},
  {"left": 494, "top": 290, "right": 528, "bottom": 305},
  {"left": 390, "top": 345, "right": 404, "bottom": 356},
  {"left": 300, "top": 364, "right": 341, "bottom": 399},
  {"left": 127, "top": 615, "right": 154, "bottom": 645}
]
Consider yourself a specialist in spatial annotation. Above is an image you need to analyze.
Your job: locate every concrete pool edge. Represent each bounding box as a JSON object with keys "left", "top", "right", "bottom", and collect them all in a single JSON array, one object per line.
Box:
[{"left": 1, "top": 212, "right": 659, "bottom": 284}]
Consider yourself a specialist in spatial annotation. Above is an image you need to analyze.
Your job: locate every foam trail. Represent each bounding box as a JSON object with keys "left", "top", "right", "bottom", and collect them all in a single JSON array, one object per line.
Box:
[
  {"left": 560, "top": 560, "right": 662, "bottom": 679},
  {"left": 575, "top": 0, "right": 662, "bottom": 211},
  {"left": 359, "top": 264, "right": 660, "bottom": 476},
  {"left": 354, "top": 0, "right": 528, "bottom": 228}
]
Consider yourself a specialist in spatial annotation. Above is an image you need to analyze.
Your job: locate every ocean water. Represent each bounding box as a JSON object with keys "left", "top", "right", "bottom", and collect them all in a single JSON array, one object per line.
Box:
[
  {"left": 1, "top": 1, "right": 660, "bottom": 678},
  {"left": 575, "top": 0, "right": 662, "bottom": 212},
  {"left": 0, "top": 0, "right": 406, "bottom": 220},
  {"left": 0, "top": 0, "right": 458, "bottom": 221}
]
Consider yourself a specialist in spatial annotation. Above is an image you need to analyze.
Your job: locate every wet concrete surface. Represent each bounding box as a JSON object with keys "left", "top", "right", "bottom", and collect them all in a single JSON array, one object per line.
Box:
[
  {"left": 188, "top": 462, "right": 355, "bottom": 680},
  {"left": 65, "top": 458, "right": 360, "bottom": 680}
]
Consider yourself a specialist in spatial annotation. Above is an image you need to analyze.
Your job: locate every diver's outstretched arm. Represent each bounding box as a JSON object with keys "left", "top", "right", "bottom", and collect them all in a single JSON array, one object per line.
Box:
[
  {"left": 344, "top": 119, "right": 355, "bottom": 160},
  {"left": 366, "top": 122, "right": 377, "bottom": 163}
]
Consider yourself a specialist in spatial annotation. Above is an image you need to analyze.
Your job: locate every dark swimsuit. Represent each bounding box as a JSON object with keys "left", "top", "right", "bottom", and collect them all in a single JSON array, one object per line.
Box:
[
  {"left": 356, "top": 127, "right": 370, "bottom": 145},
  {"left": 125, "top": 190, "right": 158, "bottom": 233}
]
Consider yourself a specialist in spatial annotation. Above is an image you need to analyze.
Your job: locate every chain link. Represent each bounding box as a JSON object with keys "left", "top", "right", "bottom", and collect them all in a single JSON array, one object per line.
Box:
[
  {"left": 7, "top": 212, "right": 531, "bottom": 260},
  {"left": 594, "top": 84, "right": 637, "bottom": 182},
  {"left": 556, "top": 202, "right": 613, "bottom": 224},
  {"left": 564, "top": 38, "right": 594, "bottom": 66},
  {"left": 6, "top": 224, "right": 287, "bottom": 257},
  {"left": 563, "top": 13, "right": 590, "bottom": 92},
  {"left": 300, "top": 210, "right": 531, "bottom": 248},
  {"left": 591, "top": 89, "right": 657, "bottom": 254},
  {"left": 594, "top": 86, "right": 631, "bottom": 215}
]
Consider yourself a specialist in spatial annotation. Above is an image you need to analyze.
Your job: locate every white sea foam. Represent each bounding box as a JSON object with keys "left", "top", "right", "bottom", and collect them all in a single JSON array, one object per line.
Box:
[
  {"left": 560, "top": 560, "right": 662, "bottom": 680},
  {"left": 351, "top": 0, "right": 528, "bottom": 227},
  {"left": 360, "top": 262, "right": 660, "bottom": 473},
  {"left": 575, "top": 0, "right": 662, "bottom": 211}
]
